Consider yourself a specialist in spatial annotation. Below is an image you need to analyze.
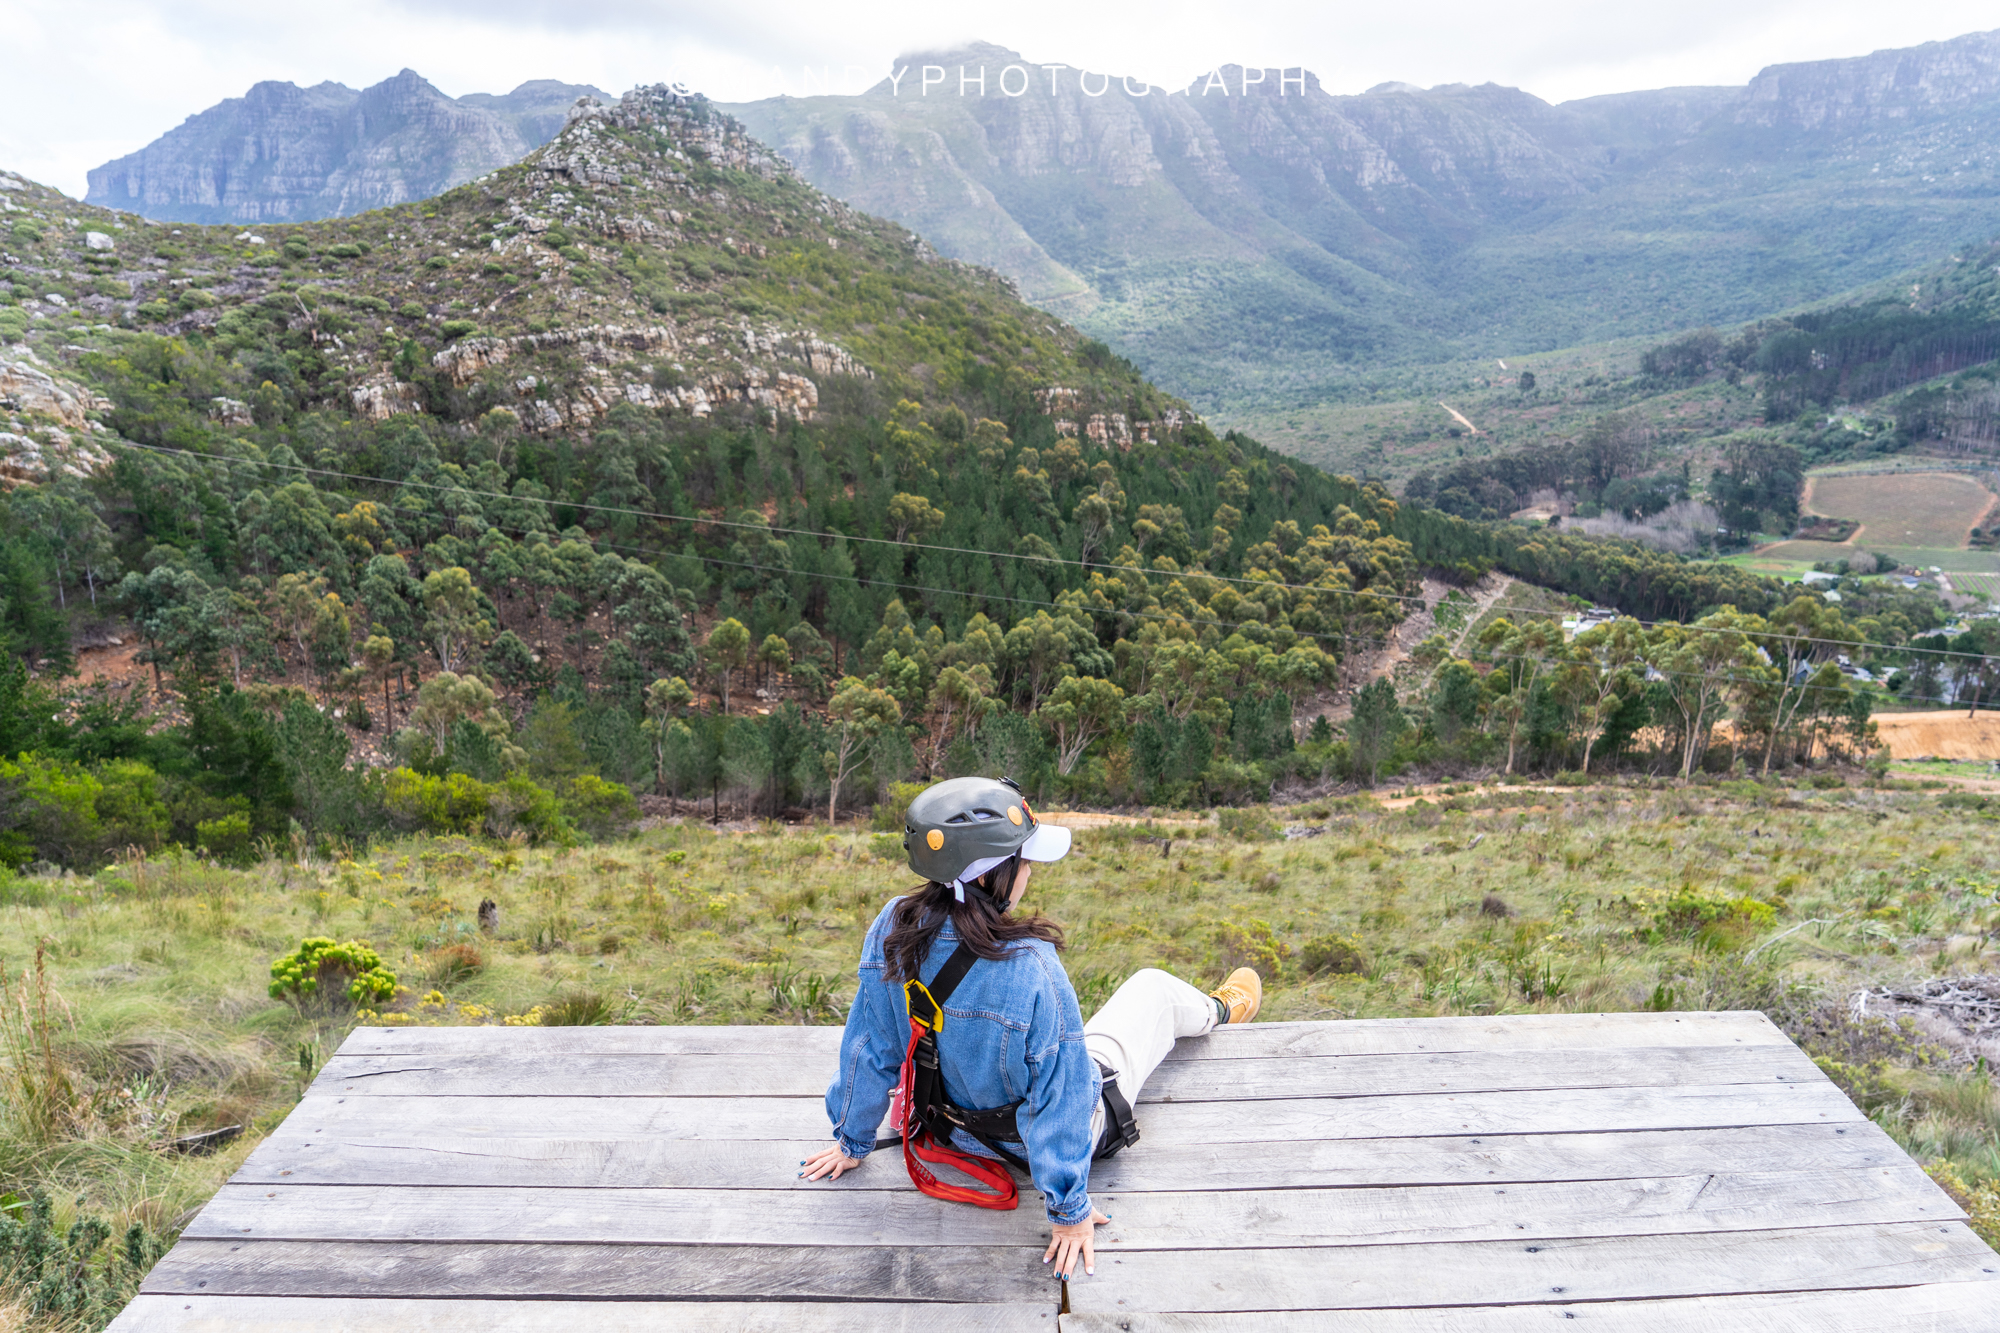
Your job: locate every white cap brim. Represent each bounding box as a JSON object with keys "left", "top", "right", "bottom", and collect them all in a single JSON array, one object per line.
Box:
[{"left": 1020, "top": 822, "right": 1072, "bottom": 862}]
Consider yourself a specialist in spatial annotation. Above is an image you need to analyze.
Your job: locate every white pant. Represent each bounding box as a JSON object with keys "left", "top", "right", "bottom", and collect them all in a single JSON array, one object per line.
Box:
[{"left": 1084, "top": 968, "right": 1218, "bottom": 1146}]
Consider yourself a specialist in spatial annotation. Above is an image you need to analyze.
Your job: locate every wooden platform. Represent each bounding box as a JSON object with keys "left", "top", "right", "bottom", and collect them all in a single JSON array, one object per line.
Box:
[{"left": 110, "top": 1011, "right": 2000, "bottom": 1330}]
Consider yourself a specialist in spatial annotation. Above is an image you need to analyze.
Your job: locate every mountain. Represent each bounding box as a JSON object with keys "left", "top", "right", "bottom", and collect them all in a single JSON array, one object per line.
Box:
[
  {"left": 0, "top": 89, "right": 1782, "bottom": 831},
  {"left": 722, "top": 30, "right": 2000, "bottom": 431},
  {"left": 7, "top": 87, "right": 1420, "bottom": 691},
  {"left": 85, "top": 71, "right": 609, "bottom": 225}
]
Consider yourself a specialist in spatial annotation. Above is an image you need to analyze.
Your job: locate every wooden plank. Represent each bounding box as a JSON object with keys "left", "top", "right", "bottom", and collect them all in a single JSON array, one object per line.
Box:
[
  {"left": 186, "top": 1167, "right": 1961, "bottom": 1249},
  {"left": 1056, "top": 1280, "right": 2000, "bottom": 1332},
  {"left": 231, "top": 1123, "right": 1909, "bottom": 1193},
  {"left": 270, "top": 1080, "right": 1864, "bottom": 1147},
  {"left": 140, "top": 1240, "right": 1058, "bottom": 1302},
  {"left": 1161, "top": 1010, "right": 1789, "bottom": 1060},
  {"left": 330, "top": 1010, "right": 1785, "bottom": 1060},
  {"left": 306, "top": 1044, "right": 1817, "bottom": 1101},
  {"left": 110, "top": 1297, "right": 1053, "bottom": 1332},
  {"left": 1062, "top": 1221, "right": 2000, "bottom": 1314}
]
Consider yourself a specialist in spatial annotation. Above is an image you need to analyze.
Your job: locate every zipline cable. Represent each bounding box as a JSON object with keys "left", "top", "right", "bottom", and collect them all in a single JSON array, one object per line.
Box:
[{"left": 108, "top": 438, "right": 2000, "bottom": 671}]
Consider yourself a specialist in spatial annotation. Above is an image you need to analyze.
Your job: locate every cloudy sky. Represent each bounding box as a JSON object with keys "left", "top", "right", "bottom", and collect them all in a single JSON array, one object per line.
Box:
[{"left": 6, "top": 0, "right": 1996, "bottom": 198}]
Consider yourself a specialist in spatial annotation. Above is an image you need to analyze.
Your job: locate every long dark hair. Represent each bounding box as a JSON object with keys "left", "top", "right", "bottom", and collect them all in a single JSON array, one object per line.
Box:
[{"left": 883, "top": 857, "right": 1066, "bottom": 983}]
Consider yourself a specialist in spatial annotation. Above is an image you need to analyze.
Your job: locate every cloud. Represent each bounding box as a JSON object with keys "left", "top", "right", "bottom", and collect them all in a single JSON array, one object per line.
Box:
[{"left": 2, "top": 0, "right": 1996, "bottom": 197}]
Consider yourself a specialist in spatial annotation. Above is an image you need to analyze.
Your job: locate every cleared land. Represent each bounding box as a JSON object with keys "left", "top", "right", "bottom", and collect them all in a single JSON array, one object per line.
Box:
[
  {"left": 1803, "top": 472, "right": 1995, "bottom": 553},
  {"left": 1872, "top": 712, "right": 2000, "bottom": 761}
]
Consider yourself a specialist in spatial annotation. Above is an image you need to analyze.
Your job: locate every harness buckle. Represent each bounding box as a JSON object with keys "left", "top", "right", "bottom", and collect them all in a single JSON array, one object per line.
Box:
[{"left": 904, "top": 978, "right": 943, "bottom": 1032}]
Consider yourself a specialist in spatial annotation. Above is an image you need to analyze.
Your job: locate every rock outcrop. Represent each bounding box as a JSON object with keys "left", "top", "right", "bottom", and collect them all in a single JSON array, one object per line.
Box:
[{"left": 0, "top": 349, "right": 117, "bottom": 485}]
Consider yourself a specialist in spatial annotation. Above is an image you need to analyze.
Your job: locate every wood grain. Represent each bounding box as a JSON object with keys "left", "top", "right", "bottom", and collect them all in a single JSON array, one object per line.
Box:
[
  {"left": 275, "top": 1079, "right": 1863, "bottom": 1147},
  {"left": 187, "top": 1167, "right": 1960, "bottom": 1249},
  {"left": 109, "top": 1297, "right": 1055, "bottom": 1332},
  {"left": 309, "top": 1043, "right": 1814, "bottom": 1101},
  {"left": 140, "top": 1240, "right": 1056, "bottom": 1302},
  {"left": 1062, "top": 1221, "right": 2000, "bottom": 1313},
  {"left": 1056, "top": 1281, "right": 2000, "bottom": 1332},
  {"left": 231, "top": 1122, "right": 1907, "bottom": 1193},
  {"left": 329, "top": 1010, "right": 1784, "bottom": 1060}
]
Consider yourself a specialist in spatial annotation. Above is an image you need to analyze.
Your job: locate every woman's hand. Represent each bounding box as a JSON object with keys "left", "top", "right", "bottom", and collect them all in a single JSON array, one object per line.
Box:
[
  {"left": 1043, "top": 1207, "right": 1109, "bottom": 1279},
  {"left": 799, "top": 1143, "right": 862, "bottom": 1181}
]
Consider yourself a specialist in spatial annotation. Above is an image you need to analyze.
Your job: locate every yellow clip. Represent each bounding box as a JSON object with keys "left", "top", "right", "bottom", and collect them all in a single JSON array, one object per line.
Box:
[{"left": 905, "top": 978, "right": 943, "bottom": 1032}]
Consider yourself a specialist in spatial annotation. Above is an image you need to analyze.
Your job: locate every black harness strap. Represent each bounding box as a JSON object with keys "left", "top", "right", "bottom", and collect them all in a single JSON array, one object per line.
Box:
[
  {"left": 909, "top": 941, "right": 1033, "bottom": 1171},
  {"left": 1094, "top": 1064, "right": 1141, "bottom": 1159},
  {"left": 880, "top": 939, "right": 1143, "bottom": 1167}
]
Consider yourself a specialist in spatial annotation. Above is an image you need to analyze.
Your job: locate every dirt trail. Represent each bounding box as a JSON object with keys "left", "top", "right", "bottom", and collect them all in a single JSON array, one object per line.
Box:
[
  {"left": 1872, "top": 712, "right": 2000, "bottom": 761},
  {"left": 1796, "top": 475, "right": 1863, "bottom": 546},
  {"left": 1038, "top": 812, "right": 1209, "bottom": 830},
  {"left": 1374, "top": 784, "right": 1571, "bottom": 810},
  {"left": 1319, "top": 574, "right": 1513, "bottom": 726}
]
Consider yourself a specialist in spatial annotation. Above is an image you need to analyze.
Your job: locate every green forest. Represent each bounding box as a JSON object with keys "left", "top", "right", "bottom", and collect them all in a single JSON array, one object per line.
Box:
[{"left": 0, "top": 91, "right": 1994, "bottom": 878}]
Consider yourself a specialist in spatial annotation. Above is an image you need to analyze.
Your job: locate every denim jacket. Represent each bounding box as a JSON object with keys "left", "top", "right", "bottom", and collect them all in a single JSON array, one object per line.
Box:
[{"left": 825, "top": 898, "right": 1100, "bottom": 1225}]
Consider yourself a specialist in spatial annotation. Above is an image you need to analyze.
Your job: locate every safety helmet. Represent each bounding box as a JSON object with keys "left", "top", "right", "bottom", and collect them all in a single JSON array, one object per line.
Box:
[{"left": 903, "top": 776, "right": 1072, "bottom": 896}]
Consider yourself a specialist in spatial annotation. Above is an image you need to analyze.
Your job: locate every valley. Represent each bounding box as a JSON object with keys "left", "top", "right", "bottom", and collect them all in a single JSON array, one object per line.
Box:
[{"left": 0, "top": 24, "right": 1997, "bottom": 1328}]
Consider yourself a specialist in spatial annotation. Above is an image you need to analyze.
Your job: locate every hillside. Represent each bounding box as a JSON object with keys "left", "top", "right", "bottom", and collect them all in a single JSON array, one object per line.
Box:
[
  {"left": 723, "top": 30, "right": 2000, "bottom": 435},
  {"left": 86, "top": 72, "right": 609, "bottom": 225},
  {"left": 2, "top": 85, "right": 1489, "bottom": 841}
]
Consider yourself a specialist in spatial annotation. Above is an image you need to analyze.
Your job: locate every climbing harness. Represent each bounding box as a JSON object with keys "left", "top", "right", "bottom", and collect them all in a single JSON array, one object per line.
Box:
[{"left": 882, "top": 940, "right": 1143, "bottom": 1210}]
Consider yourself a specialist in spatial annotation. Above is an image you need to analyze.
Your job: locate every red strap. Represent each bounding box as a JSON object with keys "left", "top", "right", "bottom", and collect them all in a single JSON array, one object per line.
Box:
[{"left": 897, "top": 1018, "right": 1018, "bottom": 1210}]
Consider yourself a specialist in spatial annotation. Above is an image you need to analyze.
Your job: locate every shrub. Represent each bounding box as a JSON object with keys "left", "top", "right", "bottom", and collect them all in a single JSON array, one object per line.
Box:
[
  {"left": 384, "top": 769, "right": 491, "bottom": 836},
  {"left": 1925, "top": 1163, "right": 2000, "bottom": 1250},
  {"left": 427, "top": 943, "right": 484, "bottom": 986},
  {"left": 1212, "top": 917, "right": 1290, "bottom": 977},
  {"left": 194, "top": 811, "right": 252, "bottom": 862},
  {"left": 870, "top": 781, "right": 926, "bottom": 832},
  {"left": 384, "top": 768, "right": 577, "bottom": 845},
  {"left": 0, "top": 1192, "right": 169, "bottom": 1324},
  {"left": 561, "top": 775, "right": 639, "bottom": 840},
  {"left": 269, "top": 937, "right": 397, "bottom": 1005},
  {"left": 1301, "top": 933, "right": 1369, "bottom": 976},
  {"left": 326, "top": 243, "right": 364, "bottom": 259},
  {"left": 439, "top": 319, "right": 478, "bottom": 341},
  {"left": 539, "top": 990, "right": 615, "bottom": 1026},
  {"left": 0, "top": 755, "right": 99, "bottom": 868},
  {"left": 1813, "top": 1055, "right": 1903, "bottom": 1114},
  {"left": 1217, "top": 807, "right": 1281, "bottom": 841},
  {"left": 488, "top": 773, "right": 575, "bottom": 845},
  {"left": 1643, "top": 891, "right": 1776, "bottom": 945}
]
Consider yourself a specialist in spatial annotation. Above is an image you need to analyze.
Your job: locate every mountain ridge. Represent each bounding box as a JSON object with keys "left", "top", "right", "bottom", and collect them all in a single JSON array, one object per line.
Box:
[
  {"left": 86, "top": 72, "right": 610, "bottom": 225},
  {"left": 723, "top": 29, "right": 2000, "bottom": 428}
]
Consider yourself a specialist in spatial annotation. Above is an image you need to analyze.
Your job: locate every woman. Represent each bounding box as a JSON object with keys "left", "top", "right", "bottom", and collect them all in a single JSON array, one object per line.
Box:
[{"left": 802, "top": 776, "right": 1262, "bottom": 1280}]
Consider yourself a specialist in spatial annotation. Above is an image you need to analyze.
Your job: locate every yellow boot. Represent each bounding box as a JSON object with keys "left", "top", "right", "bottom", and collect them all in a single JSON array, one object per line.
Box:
[{"left": 1210, "top": 967, "right": 1262, "bottom": 1024}]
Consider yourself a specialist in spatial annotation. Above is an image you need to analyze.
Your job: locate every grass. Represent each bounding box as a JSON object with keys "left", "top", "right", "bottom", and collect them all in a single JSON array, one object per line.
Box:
[
  {"left": 0, "top": 779, "right": 1997, "bottom": 1325},
  {"left": 1803, "top": 472, "right": 1994, "bottom": 553},
  {"left": 1713, "top": 552, "right": 1822, "bottom": 580}
]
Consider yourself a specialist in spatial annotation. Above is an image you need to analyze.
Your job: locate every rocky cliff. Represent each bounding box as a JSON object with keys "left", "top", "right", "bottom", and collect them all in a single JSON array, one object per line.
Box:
[
  {"left": 724, "top": 29, "right": 2000, "bottom": 424},
  {"left": 86, "top": 72, "right": 609, "bottom": 225},
  {"left": 11, "top": 89, "right": 1168, "bottom": 466}
]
